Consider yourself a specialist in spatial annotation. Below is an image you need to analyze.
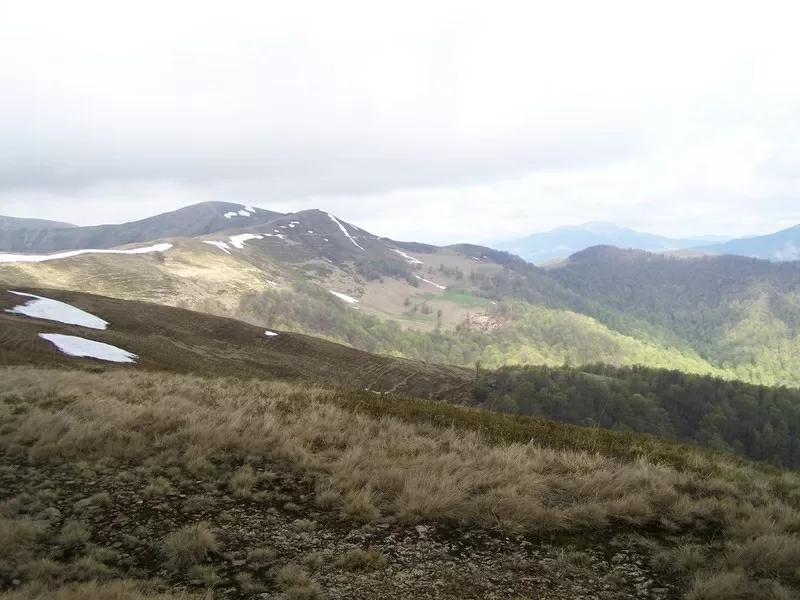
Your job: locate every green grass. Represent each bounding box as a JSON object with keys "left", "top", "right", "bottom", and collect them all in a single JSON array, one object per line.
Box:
[{"left": 417, "top": 290, "right": 493, "bottom": 308}]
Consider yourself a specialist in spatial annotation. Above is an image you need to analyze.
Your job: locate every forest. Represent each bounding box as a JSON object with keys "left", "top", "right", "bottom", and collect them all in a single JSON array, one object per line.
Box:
[{"left": 473, "top": 362, "right": 800, "bottom": 469}]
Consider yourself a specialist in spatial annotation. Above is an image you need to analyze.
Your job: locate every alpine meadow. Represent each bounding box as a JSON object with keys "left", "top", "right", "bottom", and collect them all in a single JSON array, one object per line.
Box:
[{"left": 3, "top": 2, "right": 800, "bottom": 600}]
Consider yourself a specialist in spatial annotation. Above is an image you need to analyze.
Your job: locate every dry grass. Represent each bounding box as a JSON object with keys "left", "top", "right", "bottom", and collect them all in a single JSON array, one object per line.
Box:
[
  {"left": 0, "top": 580, "right": 210, "bottom": 600},
  {"left": 229, "top": 465, "right": 257, "bottom": 497},
  {"left": 334, "top": 549, "right": 387, "bottom": 572},
  {"left": 276, "top": 565, "right": 324, "bottom": 600},
  {"left": 161, "top": 523, "right": 219, "bottom": 571},
  {"left": 3, "top": 366, "right": 800, "bottom": 597}
]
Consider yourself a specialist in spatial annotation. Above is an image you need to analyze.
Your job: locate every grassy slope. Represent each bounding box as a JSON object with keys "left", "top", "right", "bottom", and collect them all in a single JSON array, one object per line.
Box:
[
  {"left": 0, "top": 288, "right": 470, "bottom": 401},
  {"left": 3, "top": 367, "right": 800, "bottom": 599}
]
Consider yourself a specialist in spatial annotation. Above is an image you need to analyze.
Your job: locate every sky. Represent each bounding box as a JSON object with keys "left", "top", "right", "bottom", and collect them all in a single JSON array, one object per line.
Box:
[{"left": 1, "top": 0, "right": 799, "bottom": 244}]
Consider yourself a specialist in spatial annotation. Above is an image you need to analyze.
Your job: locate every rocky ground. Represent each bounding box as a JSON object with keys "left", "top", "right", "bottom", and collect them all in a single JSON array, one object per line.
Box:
[{"left": 0, "top": 454, "right": 684, "bottom": 599}]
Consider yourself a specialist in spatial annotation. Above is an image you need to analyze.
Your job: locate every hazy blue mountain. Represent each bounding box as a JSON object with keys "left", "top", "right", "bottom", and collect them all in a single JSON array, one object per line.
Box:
[
  {"left": 493, "top": 222, "right": 715, "bottom": 264},
  {"left": 698, "top": 224, "right": 800, "bottom": 261}
]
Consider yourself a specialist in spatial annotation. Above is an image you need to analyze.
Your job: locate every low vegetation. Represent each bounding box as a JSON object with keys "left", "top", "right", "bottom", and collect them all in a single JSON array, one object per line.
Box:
[{"left": 3, "top": 366, "right": 800, "bottom": 598}]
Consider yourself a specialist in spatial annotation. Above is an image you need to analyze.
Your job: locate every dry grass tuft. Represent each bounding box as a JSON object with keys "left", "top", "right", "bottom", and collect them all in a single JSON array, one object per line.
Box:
[
  {"left": 277, "top": 565, "right": 324, "bottom": 600},
  {"left": 726, "top": 534, "right": 800, "bottom": 576},
  {"left": 229, "top": 465, "right": 257, "bottom": 497},
  {"left": 57, "top": 521, "right": 91, "bottom": 550},
  {"left": 334, "top": 549, "right": 387, "bottom": 572},
  {"left": 247, "top": 547, "right": 276, "bottom": 568},
  {"left": 144, "top": 477, "right": 173, "bottom": 498},
  {"left": 162, "top": 523, "right": 218, "bottom": 571}
]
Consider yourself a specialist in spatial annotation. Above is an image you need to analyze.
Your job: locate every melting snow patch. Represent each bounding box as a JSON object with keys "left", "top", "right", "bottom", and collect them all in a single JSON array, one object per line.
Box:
[
  {"left": 39, "top": 333, "right": 137, "bottom": 363},
  {"left": 264, "top": 330, "right": 278, "bottom": 337},
  {"left": 329, "top": 291, "right": 359, "bottom": 304},
  {"left": 237, "top": 210, "right": 251, "bottom": 217},
  {"left": 0, "top": 243, "right": 173, "bottom": 264},
  {"left": 327, "top": 213, "right": 365, "bottom": 251},
  {"left": 229, "top": 234, "right": 263, "bottom": 249},
  {"left": 392, "top": 249, "right": 423, "bottom": 265},
  {"left": 6, "top": 291, "right": 109, "bottom": 329},
  {"left": 224, "top": 212, "right": 238, "bottom": 218},
  {"left": 203, "top": 240, "right": 231, "bottom": 254},
  {"left": 415, "top": 275, "right": 447, "bottom": 290}
]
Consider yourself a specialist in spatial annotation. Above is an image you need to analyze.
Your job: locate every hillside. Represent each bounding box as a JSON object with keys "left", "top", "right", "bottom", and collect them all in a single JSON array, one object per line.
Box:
[
  {"left": 540, "top": 246, "right": 800, "bottom": 384},
  {"left": 0, "top": 287, "right": 470, "bottom": 400},
  {"left": 699, "top": 224, "right": 800, "bottom": 261},
  {"left": 493, "top": 222, "right": 714, "bottom": 264},
  {"left": 1, "top": 206, "right": 800, "bottom": 388},
  {"left": 474, "top": 362, "right": 800, "bottom": 469},
  {"left": 4, "top": 320, "right": 800, "bottom": 598},
  {"left": 0, "top": 202, "right": 283, "bottom": 254}
]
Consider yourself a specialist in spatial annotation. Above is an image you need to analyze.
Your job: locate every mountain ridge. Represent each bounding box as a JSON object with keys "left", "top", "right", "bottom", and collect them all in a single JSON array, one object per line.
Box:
[
  {"left": 699, "top": 223, "right": 800, "bottom": 261},
  {"left": 0, "top": 201, "right": 284, "bottom": 254},
  {"left": 493, "top": 221, "right": 719, "bottom": 264}
]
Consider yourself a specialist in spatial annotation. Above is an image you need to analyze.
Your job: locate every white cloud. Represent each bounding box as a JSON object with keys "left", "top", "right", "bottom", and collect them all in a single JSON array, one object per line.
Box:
[{"left": 0, "top": 0, "right": 798, "bottom": 241}]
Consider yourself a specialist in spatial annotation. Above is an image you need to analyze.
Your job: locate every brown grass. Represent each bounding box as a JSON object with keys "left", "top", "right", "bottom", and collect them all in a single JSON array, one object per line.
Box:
[
  {"left": 161, "top": 523, "right": 219, "bottom": 571},
  {"left": 0, "top": 287, "right": 471, "bottom": 402},
  {"left": 0, "top": 581, "right": 210, "bottom": 600},
  {"left": 3, "top": 366, "right": 800, "bottom": 597}
]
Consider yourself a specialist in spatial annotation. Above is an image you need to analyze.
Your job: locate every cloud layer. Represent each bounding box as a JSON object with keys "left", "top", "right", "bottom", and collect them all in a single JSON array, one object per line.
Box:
[{"left": 1, "top": 0, "right": 798, "bottom": 242}]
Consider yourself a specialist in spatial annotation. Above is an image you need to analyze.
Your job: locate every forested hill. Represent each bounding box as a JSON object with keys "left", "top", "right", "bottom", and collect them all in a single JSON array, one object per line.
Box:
[
  {"left": 474, "top": 363, "right": 800, "bottom": 470},
  {"left": 465, "top": 245, "right": 800, "bottom": 385}
]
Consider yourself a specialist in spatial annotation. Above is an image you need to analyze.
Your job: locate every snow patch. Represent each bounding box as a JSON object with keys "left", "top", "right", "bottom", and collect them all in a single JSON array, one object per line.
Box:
[
  {"left": 415, "top": 275, "right": 447, "bottom": 290},
  {"left": 6, "top": 291, "right": 109, "bottom": 329},
  {"left": 0, "top": 243, "right": 173, "bottom": 264},
  {"left": 327, "top": 213, "right": 365, "bottom": 251},
  {"left": 229, "top": 234, "right": 263, "bottom": 249},
  {"left": 224, "top": 212, "right": 238, "bottom": 218},
  {"left": 323, "top": 238, "right": 329, "bottom": 242},
  {"left": 203, "top": 240, "right": 231, "bottom": 254},
  {"left": 392, "top": 249, "right": 423, "bottom": 265},
  {"left": 244, "top": 205, "right": 256, "bottom": 213},
  {"left": 264, "top": 330, "right": 278, "bottom": 337},
  {"left": 307, "top": 230, "right": 314, "bottom": 234},
  {"left": 39, "top": 333, "right": 138, "bottom": 363},
  {"left": 237, "top": 210, "right": 251, "bottom": 217},
  {"left": 329, "top": 290, "right": 359, "bottom": 304}
]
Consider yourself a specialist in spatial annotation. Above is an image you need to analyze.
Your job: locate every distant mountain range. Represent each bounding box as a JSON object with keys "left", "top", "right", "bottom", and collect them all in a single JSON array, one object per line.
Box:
[
  {"left": 492, "top": 222, "right": 722, "bottom": 264},
  {"left": 493, "top": 221, "right": 800, "bottom": 264},
  {"left": 697, "top": 224, "right": 800, "bottom": 262}
]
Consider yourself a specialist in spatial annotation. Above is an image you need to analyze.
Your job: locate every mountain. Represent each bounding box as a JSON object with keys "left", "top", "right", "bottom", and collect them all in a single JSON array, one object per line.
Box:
[
  {"left": 1, "top": 204, "right": 800, "bottom": 388},
  {"left": 0, "top": 215, "right": 77, "bottom": 230},
  {"left": 494, "top": 221, "right": 716, "bottom": 264},
  {"left": 699, "top": 224, "right": 800, "bottom": 261},
  {"left": 4, "top": 288, "right": 800, "bottom": 599},
  {"left": 0, "top": 201, "right": 283, "bottom": 254}
]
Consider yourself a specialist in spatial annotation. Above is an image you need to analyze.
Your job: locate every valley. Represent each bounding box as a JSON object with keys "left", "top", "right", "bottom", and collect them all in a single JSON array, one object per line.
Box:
[{"left": 2, "top": 203, "right": 800, "bottom": 599}]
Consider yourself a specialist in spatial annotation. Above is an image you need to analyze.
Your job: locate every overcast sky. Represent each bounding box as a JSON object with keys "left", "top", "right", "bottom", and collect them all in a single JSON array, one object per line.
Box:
[{"left": 1, "top": 0, "right": 798, "bottom": 243}]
